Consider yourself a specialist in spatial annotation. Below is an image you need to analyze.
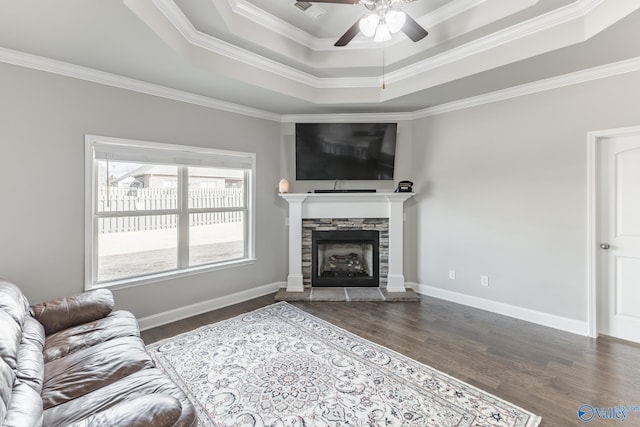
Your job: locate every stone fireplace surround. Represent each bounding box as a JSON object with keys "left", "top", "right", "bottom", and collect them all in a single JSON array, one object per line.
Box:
[
  {"left": 280, "top": 192, "right": 414, "bottom": 292},
  {"left": 304, "top": 218, "right": 388, "bottom": 287}
]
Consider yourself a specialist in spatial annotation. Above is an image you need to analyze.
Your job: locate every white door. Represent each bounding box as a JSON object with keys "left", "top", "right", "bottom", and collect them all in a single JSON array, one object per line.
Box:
[{"left": 598, "top": 134, "right": 640, "bottom": 343}]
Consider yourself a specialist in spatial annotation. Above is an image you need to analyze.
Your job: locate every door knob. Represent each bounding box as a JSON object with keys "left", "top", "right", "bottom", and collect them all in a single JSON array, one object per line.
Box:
[{"left": 600, "top": 243, "right": 610, "bottom": 250}]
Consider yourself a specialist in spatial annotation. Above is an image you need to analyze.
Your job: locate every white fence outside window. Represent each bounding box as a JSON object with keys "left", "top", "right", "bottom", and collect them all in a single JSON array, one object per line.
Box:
[{"left": 98, "top": 187, "right": 244, "bottom": 233}]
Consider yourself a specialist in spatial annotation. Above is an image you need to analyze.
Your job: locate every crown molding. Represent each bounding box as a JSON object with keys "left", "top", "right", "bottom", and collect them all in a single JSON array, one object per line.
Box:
[
  {"left": 227, "top": 0, "right": 320, "bottom": 50},
  {"left": 385, "top": 0, "right": 604, "bottom": 85},
  {"left": 0, "top": 46, "right": 280, "bottom": 122},
  {"left": 281, "top": 56, "right": 640, "bottom": 121},
  {"left": 152, "top": 0, "right": 315, "bottom": 87},
  {"left": 1, "top": 45, "right": 639, "bottom": 123},
  {"left": 151, "top": 0, "right": 380, "bottom": 89},
  {"left": 409, "top": 56, "right": 640, "bottom": 119},
  {"left": 163, "top": 0, "right": 544, "bottom": 73},
  {"left": 281, "top": 112, "right": 415, "bottom": 123},
  {"left": 145, "top": 0, "right": 633, "bottom": 102},
  {"left": 221, "top": 0, "right": 489, "bottom": 52}
]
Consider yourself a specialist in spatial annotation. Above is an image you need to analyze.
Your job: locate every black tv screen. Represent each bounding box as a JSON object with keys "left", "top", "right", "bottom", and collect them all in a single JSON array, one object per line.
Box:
[{"left": 296, "top": 123, "right": 397, "bottom": 180}]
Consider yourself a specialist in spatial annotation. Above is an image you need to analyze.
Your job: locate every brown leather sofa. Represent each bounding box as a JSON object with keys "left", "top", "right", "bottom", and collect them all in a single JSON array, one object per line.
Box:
[{"left": 0, "top": 279, "right": 197, "bottom": 427}]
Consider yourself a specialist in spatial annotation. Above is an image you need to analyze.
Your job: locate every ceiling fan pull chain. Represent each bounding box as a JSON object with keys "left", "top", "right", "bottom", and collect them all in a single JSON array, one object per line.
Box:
[{"left": 382, "top": 43, "right": 386, "bottom": 90}]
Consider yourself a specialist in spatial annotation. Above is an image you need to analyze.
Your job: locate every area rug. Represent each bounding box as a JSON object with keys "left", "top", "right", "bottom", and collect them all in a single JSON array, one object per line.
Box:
[{"left": 147, "top": 302, "right": 541, "bottom": 426}]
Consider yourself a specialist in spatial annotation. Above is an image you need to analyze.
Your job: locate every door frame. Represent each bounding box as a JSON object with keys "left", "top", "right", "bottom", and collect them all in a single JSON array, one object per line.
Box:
[{"left": 586, "top": 125, "right": 640, "bottom": 339}]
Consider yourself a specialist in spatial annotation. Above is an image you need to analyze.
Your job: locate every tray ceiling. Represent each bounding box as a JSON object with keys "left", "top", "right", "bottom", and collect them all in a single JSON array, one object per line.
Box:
[{"left": 0, "top": 0, "right": 639, "bottom": 115}]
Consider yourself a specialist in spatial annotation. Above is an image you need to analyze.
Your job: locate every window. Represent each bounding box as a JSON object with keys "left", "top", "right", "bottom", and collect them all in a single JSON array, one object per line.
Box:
[{"left": 85, "top": 135, "right": 255, "bottom": 289}]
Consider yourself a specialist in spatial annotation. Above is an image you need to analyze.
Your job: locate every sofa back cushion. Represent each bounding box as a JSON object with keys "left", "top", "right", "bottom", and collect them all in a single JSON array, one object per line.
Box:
[
  {"left": 30, "top": 289, "right": 114, "bottom": 335},
  {"left": 15, "top": 318, "right": 45, "bottom": 394},
  {"left": 0, "top": 280, "right": 45, "bottom": 426},
  {"left": 0, "top": 280, "right": 26, "bottom": 427},
  {"left": 0, "top": 357, "right": 16, "bottom": 426},
  {"left": 0, "top": 281, "right": 30, "bottom": 374},
  {"left": 0, "top": 280, "right": 29, "bottom": 327},
  {"left": 2, "top": 381, "right": 43, "bottom": 427},
  {"left": 0, "top": 310, "right": 21, "bottom": 371}
]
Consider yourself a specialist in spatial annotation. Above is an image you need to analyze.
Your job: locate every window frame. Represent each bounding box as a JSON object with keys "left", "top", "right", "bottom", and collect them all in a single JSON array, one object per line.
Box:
[{"left": 84, "top": 135, "right": 256, "bottom": 291}]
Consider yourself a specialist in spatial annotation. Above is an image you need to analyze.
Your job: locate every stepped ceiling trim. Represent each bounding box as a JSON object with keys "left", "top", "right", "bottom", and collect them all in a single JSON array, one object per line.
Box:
[
  {"left": 2, "top": 46, "right": 639, "bottom": 123},
  {"left": 0, "top": 47, "right": 281, "bottom": 122},
  {"left": 222, "top": 0, "right": 490, "bottom": 51},
  {"left": 144, "top": 0, "right": 541, "bottom": 70},
  {"left": 123, "top": 0, "right": 639, "bottom": 105}
]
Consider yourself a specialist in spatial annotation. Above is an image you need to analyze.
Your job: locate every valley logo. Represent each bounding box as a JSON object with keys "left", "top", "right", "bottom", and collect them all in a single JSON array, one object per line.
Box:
[{"left": 578, "top": 404, "right": 640, "bottom": 422}]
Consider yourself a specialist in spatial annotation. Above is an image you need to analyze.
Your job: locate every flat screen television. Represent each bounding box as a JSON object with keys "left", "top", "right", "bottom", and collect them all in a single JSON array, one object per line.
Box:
[{"left": 296, "top": 122, "right": 397, "bottom": 180}]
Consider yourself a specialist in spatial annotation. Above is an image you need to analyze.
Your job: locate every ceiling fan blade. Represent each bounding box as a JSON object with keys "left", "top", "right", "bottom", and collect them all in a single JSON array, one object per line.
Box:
[
  {"left": 301, "top": 0, "right": 360, "bottom": 4},
  {"left": 402, "top": 14, "right": 428, "bottom": 42},
  {"left": 334, "top": 20, "right": 361, "bottom": 46}
]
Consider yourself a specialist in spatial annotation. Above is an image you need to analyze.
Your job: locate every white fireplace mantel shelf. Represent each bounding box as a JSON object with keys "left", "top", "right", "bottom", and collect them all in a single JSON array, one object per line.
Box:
[
  {"left": 280, "top": 192, "right": 414, "bottom": 203},
  {"left": 280, "top": 192, "right": 414, "bottom": 293}
]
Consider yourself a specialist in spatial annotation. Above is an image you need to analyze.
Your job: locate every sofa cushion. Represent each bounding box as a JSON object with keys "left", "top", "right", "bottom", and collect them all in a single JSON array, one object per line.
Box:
[
  {"left": 21, "top": 316, "right": 45, "bottom": 349},
  {"left": 2, "top": 381, "right": 43, "bottom": 427},
  {"left": 30, "top": 289, "right": 114, "bottom": 335},
  {"left": 67, "top": 394, "right": 182, "bottom": 427},
  {"left": 43, "top": 310, "right": 140, "bottom": 363},
  {"left": 0, "top": 358, "right": 15, "bottom": 425},
  {"left": 15, "top": 319, "right": 45, "bottom": 394},
  {"left": 43, "top": 368, "right": 197, "bottom": 427},
  {"left": 0, "top": 280, "right": 29, "bottom": 326},
  {"left": 0, "top": 310, "right": 21, "bottom": 370},
  {"left": 42, "top": 336, "right": 154, "bottom": 409}
]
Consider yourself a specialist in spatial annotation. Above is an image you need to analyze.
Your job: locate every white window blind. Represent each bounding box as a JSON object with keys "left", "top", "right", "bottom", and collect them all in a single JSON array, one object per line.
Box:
[{"left": 92, "top": 138, "right": 254, "bottom": 169}]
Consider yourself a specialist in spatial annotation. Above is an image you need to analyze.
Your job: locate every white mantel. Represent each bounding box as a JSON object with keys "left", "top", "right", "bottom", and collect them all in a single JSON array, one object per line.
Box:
[{"left": 280, "top": 192, "right": 414, "bottom": 292}]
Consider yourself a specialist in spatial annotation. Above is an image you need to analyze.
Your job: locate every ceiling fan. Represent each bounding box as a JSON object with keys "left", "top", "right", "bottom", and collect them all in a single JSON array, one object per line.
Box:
[{"left": 298, "top": 0, "right": 428, "bottom": 46}]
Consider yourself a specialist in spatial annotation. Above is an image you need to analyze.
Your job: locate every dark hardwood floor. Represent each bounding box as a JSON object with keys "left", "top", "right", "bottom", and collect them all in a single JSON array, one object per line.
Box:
[{"left": 141, "top": 294, "right": 640, "bottom": 426}]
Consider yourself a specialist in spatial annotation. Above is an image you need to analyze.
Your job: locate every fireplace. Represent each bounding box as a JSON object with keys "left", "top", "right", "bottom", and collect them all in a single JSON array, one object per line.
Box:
[
  {"left": 302, "top": 218, "right": 388, "bottom": 288},
  {"left": 280, "top": 192, "right": 414, "bottom": 292},
  {"left": 312, "top": 230, "right": 379, "bottom": 287}
]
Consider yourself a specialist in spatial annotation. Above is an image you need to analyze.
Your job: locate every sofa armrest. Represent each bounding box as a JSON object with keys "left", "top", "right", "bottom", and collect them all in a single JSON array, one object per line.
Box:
[
  {"left": 68, "top": 395, "right": 183, "bottom": 427},
  {"left": 30, "top": 289, "right": 114, "bottom": 335}
]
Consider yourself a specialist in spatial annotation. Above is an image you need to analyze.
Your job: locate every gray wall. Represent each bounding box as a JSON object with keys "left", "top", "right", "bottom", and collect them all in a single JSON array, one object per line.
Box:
[
  {"left": 0, "top": 62, "right": 285, "bottom": 318},
  {"left": 411, "top": 70, "right": 640, "bottom": 321},
  {"left": 3, "top": 57, "right": 640, "bottom": 326}
]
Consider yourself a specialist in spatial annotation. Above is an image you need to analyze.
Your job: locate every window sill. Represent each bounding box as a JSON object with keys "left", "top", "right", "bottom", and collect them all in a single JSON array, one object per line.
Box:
[{"left": 86, "top": 258, "right": 256, "bottom": 292}]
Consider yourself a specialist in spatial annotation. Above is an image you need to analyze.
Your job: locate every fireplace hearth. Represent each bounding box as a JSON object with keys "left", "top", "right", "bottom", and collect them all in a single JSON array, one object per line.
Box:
[{"left": 312, "top": 230, "right": 379, "bottom": 287}]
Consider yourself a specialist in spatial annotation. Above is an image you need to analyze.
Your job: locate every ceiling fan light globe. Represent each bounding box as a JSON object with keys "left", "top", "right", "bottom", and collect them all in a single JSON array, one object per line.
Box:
[
  {"left": 373, "top": 23, "right": 392, "bottom": 42},
  {"left": 386, "top": 9, "right": 406, "bottom": 33},
  {"left": 359, "top": 13, "right": 379, "bottom": 37}
]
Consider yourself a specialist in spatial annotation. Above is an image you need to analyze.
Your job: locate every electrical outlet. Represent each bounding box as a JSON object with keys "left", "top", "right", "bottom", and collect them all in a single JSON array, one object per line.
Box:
[
  {"left": 480, "top": 275, "right": 489, "bottom": 287},
  {"left": 449, "top": 270, "right": 456, "bottom": 280}
]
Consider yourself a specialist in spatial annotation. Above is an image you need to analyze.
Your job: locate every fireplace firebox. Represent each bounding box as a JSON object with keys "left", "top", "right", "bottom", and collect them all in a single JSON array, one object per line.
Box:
[{"left": 311, "top": 230, "right": 379, "bottom": 287}]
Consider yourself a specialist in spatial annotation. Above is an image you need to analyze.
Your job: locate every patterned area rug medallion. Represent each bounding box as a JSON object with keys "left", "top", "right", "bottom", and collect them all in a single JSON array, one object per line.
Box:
[{"left": 147, "top": 302, "right": 541, "bottom": 426}]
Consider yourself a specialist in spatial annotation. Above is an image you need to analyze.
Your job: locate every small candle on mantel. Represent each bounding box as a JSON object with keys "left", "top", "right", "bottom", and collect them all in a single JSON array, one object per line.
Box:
[{"left": 278, "top": 178, "right": 289, "bottom": 193}]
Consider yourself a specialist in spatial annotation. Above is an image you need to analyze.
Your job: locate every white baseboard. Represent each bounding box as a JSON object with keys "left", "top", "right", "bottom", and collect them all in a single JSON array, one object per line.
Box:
[
  {"left": 137, "top": 280, "right": 589, "bottom": 336},
  {"left": 137, "top": 281, "right": 284, "bottom": 331},
  {"left": 406, "top": 282, "right": 590, "bottom": 336}
]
